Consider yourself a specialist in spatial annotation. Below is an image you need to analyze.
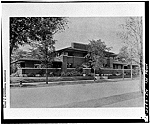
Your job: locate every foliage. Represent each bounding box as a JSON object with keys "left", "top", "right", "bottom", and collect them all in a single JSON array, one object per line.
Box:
[
  {"left": 61, "top": 72, "right": 67, "bottom": 77},
  {"left": 117, "top": 46, "right": 133, "bottom": 63},
  {"left": 27, "top": 73, "right": 35, "bottom": 77},
  {"left": 10, "top": 17, "right": 68, "bottom": 83},
  {"left": 86, "top": 39, "right": 111, "bottom": 70},
  {"left": 117, "top": 17, "right": 143, "bottom": 69},
  {"left": 27, "top": 17, "right": 68, "bottom": 67},
  {"left": 38, "top": 69, "right": 45, "bottom": 77},
  {"left": 10, "top": 71, "right": 19, "bottom": 77},
  {"left": 10, "top": 17, "right": 30, "bottom": 56},
  {"left": 11, "top": 49, "right": 28, "bottom": 62},
  {"left": 10, "top": 17, "right": 68, "bottom": 56},
  {"left": 10, "top": 49, "right": 29, "bottom": 74},
  {"left": 75, "top": 65, "right": 83, "bottom": 73},
  {"left": 117, "top": 17, "right": 143, "bottom": 93},
  {"left": 61, "top": 71, "right": 83, "bottom": 77}
]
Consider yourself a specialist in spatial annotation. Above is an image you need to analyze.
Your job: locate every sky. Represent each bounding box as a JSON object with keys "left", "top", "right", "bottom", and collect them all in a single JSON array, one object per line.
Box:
[
  {"left": 54, "top": 17, "right": 126, "bottom": 53},
  {"left": 21, "top": 17, "right": 127, "bottom": 54},
  {"left": 2, "top": 3, "right": 144, "bottom": 55}
]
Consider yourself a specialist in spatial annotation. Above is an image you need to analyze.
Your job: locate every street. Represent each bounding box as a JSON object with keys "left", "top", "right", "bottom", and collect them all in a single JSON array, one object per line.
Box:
[{"left": 10, "top": 79, "right": 143, "bottom": 108}]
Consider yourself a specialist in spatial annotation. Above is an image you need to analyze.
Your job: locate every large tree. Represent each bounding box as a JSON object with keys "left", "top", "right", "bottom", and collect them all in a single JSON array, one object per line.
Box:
[
  {"left": 117, "top": 46, "right": 134, "bottom": 63},
  {"left": 86, "top": 39, "right": 111, "bottom": 80},
  {"left": 10, "top": 17, "right": 68, "bottom": 58},
  {"left": 117, "top": 46, "right": 135, "bottom": 79},
  {"left": 28, "top": 17, "right": 68, "bottom": 84},
  {"left": 10, "top": 49, "right": 28, "bottom": 74},
  {"left": 117, "top": 17, "right": 143, "bottom": 93},
  {"left": 10, "top": 17, "right": 68, "bottom": 83}
]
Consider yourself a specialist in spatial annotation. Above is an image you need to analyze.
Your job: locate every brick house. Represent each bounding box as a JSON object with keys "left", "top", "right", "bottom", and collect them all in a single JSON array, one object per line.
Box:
[{"left": 11, "top": 42, "right": 139, "bottom": 76}]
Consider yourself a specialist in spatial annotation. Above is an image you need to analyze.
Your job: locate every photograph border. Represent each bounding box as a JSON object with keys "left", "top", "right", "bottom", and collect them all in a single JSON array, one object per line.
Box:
[{"left": 1, "top": 1, "right": 148, "bottom": 122}]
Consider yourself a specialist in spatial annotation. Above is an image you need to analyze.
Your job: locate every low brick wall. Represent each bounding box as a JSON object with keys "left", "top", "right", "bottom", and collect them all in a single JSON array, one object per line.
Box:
[
  {"left": 17, "top": 68, "right": 139, "bottom": 77},
  {"left": 18, "top": 68, "right": 92, "bottom": 77},
  {"left": 98, "top": 68, "right": 139, "bottom": 75},
  {"left": 20, "top": 68, "right": 61, "bottom": 76},
  {"left": 83, "top": 68, "right": 91, "bottom": 74}
]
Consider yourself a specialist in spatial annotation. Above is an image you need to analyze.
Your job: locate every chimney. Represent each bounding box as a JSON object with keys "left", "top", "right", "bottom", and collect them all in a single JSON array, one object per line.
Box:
[{"left": 71, "top": 42, "right": 75, "bottom": 48}]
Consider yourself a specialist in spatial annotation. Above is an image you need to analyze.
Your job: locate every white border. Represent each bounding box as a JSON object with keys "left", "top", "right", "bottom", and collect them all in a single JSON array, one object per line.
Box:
[{"left": 2, "top": 2, "right": 145, "bottom": 119}]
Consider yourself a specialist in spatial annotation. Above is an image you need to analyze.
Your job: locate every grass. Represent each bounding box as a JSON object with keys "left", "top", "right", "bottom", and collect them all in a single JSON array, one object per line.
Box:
[{"left": 10, "top": 76, "right": 94, "bottom": 84}]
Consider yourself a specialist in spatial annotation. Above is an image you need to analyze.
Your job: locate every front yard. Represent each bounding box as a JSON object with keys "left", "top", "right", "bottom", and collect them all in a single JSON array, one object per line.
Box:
[{"left": 10, "top": 76, "right": 94, "bottom": 84}]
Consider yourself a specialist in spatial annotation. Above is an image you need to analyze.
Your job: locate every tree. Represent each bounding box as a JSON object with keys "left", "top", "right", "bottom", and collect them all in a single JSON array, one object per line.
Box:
[
  {"left": 10, "top": 17, "right": 68, "bottom": 58},
  {"left": 117, "top": 17, "right": 143, "bottom": 93},
  {"left": 86, "top": 39, "right": 111, "bottom": 80},
  {"left": 117, "top": 46, "right": 135, "bottom": 79},
  {"left": 10, "top": 49, "right": 30, "bottom": 74},
  {"left": 28, "top": 17, "right": 68, "bottom": 84},
  {"left": 117, "top": 46, "right": 129, "bottom": 61},
  {"left": 10, "top": 17, "right": 31, "bottom": 59},
  {"left": 117, "top": 46, "right": 135, "bottom": 64},
  {"left": 10, "top": 17, "right": 68, "bottom": 83},
  {"left": 11, "top": 49, "right": 28, "bottom": 61}
]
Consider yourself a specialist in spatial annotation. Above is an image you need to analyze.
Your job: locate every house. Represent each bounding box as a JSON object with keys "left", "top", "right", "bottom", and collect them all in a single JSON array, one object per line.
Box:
[{"left": 11, "top": 42, "right": 139, "bottom": 76}]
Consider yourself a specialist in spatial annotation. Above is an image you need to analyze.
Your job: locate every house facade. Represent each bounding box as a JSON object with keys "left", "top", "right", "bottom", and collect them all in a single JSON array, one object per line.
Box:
[{"left": 11, "top": 42, "right": 139, "bottom": 76}]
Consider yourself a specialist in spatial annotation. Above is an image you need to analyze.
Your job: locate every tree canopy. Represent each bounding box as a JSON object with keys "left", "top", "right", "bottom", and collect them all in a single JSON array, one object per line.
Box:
[
  {"left": 10, "top": 17, "right": 68, "bottom": 57},
  {"left": 117, "top": 17, "right": 143, "bottom": 93},
  {"left": 117, "top": 17, "right": 143, "bottom": 66},
  {"left": 117, "top": 46, "right": 133, "bottom": 63},
  {"left": 86, "top": 39, "right": 111, "bottom": 69}
]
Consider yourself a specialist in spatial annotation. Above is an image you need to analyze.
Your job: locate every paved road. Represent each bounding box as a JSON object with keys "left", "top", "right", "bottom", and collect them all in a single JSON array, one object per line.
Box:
[{"left": 10, "top": 79, "right": 143, "bottom": 108}]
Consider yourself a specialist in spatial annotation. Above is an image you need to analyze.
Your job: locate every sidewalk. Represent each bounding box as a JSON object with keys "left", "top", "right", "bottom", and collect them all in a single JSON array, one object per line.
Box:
[{"left": 10, "top": 78, "right": 139, "bottom": 88}]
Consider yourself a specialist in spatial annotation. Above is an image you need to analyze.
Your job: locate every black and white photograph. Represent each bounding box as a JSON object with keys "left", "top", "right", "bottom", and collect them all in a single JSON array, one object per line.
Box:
[{"left": 2, "top": 2, "right": 147, "bottom": 120}]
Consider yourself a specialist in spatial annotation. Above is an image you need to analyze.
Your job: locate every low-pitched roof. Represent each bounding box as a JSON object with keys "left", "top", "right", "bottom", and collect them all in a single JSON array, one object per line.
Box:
[
  {"left": 11, "top": 57, "right": 41, "bottom": 64},
  {"left": 56, "top": 47, "right": 117, "bottom": 57}
]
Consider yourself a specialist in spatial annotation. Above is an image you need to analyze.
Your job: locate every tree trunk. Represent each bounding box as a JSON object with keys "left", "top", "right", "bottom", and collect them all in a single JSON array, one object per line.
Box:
[
  {"left": 131, "top": 62, "right": 133, "bottom": 80},
  {"left": 10, "top": 47, "right": 13, "bottom": 74},
  {"left": 122, "top": 65, "right": 124, "bottom": 80},
  {"left": 140, "top": 60, "right": 143, "bottom": 94},
  {"left": 10, "top": 47, "right": 13, "bottom": 58},
  {"left": 46, "top": 66, "right": 48, "bottom": 84},
  {"left": 94, "top": 68, "right": 96, "bottom": 81}
]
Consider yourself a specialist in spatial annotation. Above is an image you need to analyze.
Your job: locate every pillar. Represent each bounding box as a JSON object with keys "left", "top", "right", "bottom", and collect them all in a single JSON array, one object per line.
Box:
[{"left": 62, "top": 55, "right": 67, "bottom": 72}]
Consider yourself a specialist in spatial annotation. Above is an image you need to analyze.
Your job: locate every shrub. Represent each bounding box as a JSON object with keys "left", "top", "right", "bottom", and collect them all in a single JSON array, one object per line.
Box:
[
  {"left": 27, "top": 73, "right": 35, "bottom": 77},
  {"left": 53, "top": 71, "right": 61, "bottom": 76},
  {"left": 38, "top": 69, "right": 45, "bottom": 77},
  {"left": 66, "top": 72, "right": 72, "bottom": 76},
  {"left": 49, "top": 72, "right": 54, "bottom": 77},
  {"left": 61, "top": 72, "right": 67, "bottom": 77},
  {"left": 69, "top": 70, "right": 83, "bottom": 76},
  {"left": 75, "top": 65, "right": 83, "bottom": 73},
  {"left": 35, "top": 74, "right": 40, "bottom": 77},
  {"left": 10, "top": 72, "right": 19, "bottom": 77},
  {"left": 22, "top": 74, "right": 27, "bottom": 77}
]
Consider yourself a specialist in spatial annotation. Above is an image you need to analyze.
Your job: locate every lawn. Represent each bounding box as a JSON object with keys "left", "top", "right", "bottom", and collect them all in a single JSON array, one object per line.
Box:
[{"left": 10, "top": 76, "right": 94, "bottom": 84}]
